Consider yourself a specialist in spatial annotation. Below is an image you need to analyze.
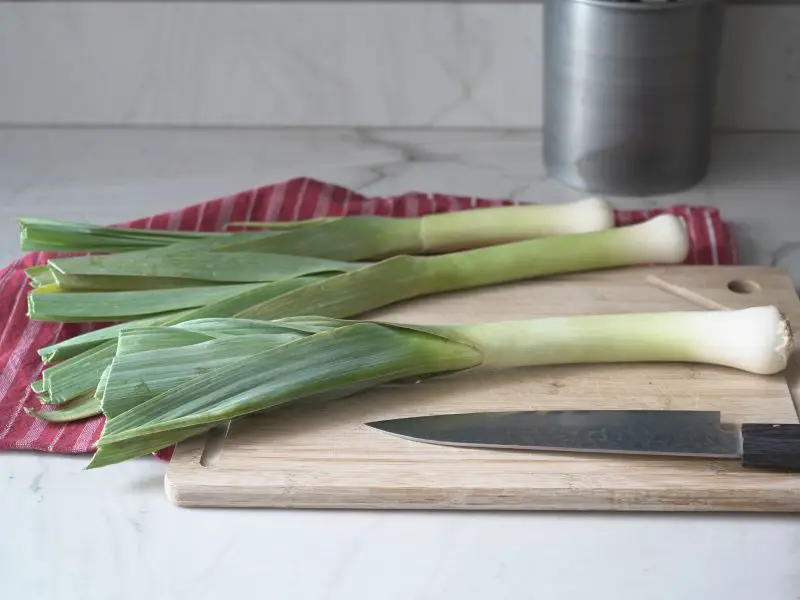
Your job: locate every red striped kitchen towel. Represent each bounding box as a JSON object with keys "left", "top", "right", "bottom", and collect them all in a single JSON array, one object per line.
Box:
[{"left": 0, "top": 177, "right": 738, "bottom": 460}]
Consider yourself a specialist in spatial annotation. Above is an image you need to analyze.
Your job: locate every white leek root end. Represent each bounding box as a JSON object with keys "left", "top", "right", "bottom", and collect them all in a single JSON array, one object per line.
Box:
[
  {"left": 555, "top": 196, "right": 615, "bottom": 233},
  {"left": 688, "top": 305, "right": 793, "bottom": 375},
  {"left": 616, "top": 214, "right": 690, "bottom": 265}
]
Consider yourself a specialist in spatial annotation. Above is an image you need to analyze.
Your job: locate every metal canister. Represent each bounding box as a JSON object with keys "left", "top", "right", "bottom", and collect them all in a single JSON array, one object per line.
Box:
[{"left": 542, "top": 0, "right": 726, "bottom": 196}]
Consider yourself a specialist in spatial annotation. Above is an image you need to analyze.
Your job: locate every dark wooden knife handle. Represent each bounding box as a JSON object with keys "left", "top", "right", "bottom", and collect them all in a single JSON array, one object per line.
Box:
[{"left": 741, "top": 424, "right": 800, "bottom": 471}]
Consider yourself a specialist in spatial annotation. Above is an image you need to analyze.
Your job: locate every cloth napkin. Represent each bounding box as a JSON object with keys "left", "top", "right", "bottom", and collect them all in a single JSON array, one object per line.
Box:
[{"left": 0, "top": 177, "right": 738, "bottom": 460}]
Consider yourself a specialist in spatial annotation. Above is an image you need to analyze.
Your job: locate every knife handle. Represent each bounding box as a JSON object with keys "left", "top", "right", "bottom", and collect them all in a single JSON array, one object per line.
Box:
[{"left": 741, "top": 424, "right": 800, "bottom": 471}]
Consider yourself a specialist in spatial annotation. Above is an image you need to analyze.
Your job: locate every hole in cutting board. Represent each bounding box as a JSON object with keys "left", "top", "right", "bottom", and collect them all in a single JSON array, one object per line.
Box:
[
  {"left": 727, "top": 280, "right": 760, "bottom": 294},
  {"left": 199, "top": 421, "right": 231, "bottom": 467}
]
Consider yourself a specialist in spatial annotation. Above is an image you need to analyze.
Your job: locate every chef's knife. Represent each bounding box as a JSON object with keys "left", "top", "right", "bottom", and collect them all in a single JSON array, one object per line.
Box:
[{"left": 365, "top": 410, "right": 800, "bottom": 471}]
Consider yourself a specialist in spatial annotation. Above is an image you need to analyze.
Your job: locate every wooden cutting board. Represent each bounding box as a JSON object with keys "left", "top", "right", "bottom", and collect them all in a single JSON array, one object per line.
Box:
[{"left": 165, "top": 265, "right": 800, "bottom": 511}]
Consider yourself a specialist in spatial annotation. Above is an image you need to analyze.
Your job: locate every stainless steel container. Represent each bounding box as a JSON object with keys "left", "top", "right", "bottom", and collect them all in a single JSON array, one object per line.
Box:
[{"left": 542, "top": 0, "right": 725, "bottom": 196}]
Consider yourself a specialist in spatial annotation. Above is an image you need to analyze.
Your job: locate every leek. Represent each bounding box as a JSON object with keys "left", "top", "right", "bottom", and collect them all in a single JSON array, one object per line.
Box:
[
  {"left": 83, "top": 305, "right": 792, "bottom": 468},
  {"left": 20, "top": 197, "right": 615, "bottom": 258}
]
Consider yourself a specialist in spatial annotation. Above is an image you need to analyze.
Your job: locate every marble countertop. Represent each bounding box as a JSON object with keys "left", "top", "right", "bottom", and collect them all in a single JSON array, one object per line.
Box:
[{"left": 2, "top": 127, "right": 799, "bottom": 600}]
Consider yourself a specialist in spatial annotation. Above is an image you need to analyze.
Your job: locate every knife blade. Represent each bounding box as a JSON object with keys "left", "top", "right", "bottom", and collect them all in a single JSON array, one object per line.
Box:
[{"left": 365, "top": 410, "right": 800, "bottom": 471}]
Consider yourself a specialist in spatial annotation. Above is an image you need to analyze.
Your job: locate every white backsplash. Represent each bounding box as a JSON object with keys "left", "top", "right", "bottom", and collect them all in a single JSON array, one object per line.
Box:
[{"left": 1, "top": 2, "right": 799, "bottom": 129}]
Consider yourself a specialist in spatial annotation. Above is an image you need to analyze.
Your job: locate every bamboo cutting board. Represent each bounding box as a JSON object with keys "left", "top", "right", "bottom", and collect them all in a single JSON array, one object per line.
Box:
[{"left": 165, "top": 265, "right": 800, "bottom": 511}]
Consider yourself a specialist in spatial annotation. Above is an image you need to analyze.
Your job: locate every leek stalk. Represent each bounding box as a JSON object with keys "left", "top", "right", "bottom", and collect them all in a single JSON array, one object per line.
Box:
[
  {"left": 81, "top": 305, "right": 792, "bottom": 468},
  {"left": 21, "top": 197, "right": 614, "bottom": 258}
]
